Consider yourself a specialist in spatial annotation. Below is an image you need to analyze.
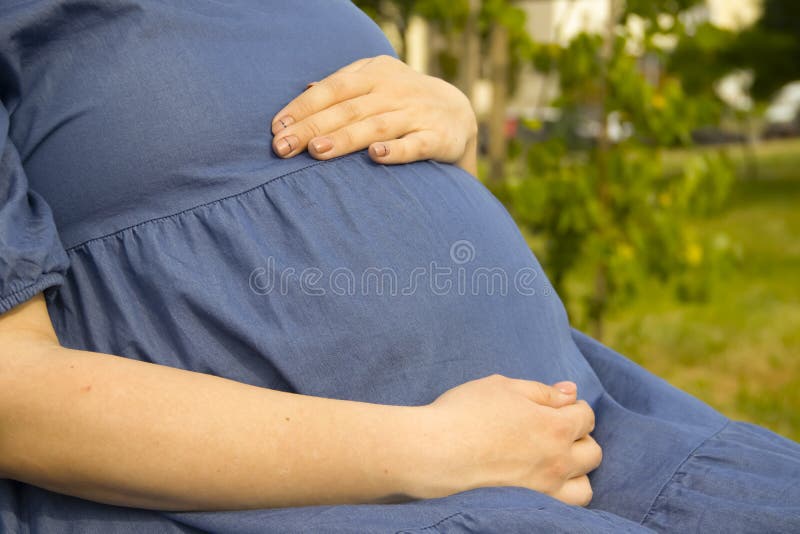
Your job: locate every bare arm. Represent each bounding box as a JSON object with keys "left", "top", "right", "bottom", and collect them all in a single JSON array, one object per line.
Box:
[
  {"left": 0, "top": 293, "right": 425, "bottom": 511},
  {"left": 0, "top": 293, "right": 600, "bottom": 511}
]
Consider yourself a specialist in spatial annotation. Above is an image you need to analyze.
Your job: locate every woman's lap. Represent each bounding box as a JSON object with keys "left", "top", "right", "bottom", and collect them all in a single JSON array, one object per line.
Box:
[
  {"left": 3, "top": 332, "right": 798, "bottom": 533},
  {"left": 168, "top": 488, "right": 650, "bottom": 534},
  {"left": 573, "top": 329, "right": 800, "bottom": 532},
  {"left": 168, "top": 416, "right": 800, "bottom": 533}
]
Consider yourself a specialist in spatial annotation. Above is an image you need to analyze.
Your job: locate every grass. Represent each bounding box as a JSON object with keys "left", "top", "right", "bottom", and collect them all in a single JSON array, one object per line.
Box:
[{"left": 598, "top": 139, "right": 800, "bottom": 441}]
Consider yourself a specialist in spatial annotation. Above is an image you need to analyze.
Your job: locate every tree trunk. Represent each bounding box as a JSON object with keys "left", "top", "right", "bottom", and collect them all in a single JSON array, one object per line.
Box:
[
  {"left": 742, "top": 111, "right": 760, "bottom": 179},
  {"left": 459, "top": 0, "right": 481, "bottom": 105},
  {"left": 590, "top": 0, "right": 620, "bottom": 341},
  {"left": 405, "top": 15, "right": 430, "bottom": 74},
  {"left": 488, "top": 23, "right": 509, "bottom": 182}
]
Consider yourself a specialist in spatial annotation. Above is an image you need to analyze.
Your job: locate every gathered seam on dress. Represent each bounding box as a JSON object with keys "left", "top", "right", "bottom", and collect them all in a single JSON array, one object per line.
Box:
[
  {"left": 64, "top": 154, "right": 368, "bottom": 253},
  {"left": 639, "top": 418, "right": 732, "bottom": 526},
  {"left": 395, "top": 512, "right": 465, "bottom": 533},
  {"left": 0, "top": 272, "right": 64, "bottom": 314}
]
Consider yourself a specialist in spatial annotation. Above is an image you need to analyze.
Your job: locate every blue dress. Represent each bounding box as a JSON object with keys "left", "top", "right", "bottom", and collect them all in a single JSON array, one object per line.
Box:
[{"left": 1, "top": 1, "right": 798, "bottom": 532}]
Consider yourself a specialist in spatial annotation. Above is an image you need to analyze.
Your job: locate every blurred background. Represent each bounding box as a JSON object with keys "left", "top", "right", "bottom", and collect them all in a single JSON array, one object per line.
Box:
[{"left": 353, "top": 0, "right": 799, "bottom": 440}]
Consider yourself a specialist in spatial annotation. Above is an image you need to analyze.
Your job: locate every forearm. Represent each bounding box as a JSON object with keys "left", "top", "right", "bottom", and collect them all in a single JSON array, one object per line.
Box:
[{"left": 0, "top": 309, "right": 426, "bottom": 511}]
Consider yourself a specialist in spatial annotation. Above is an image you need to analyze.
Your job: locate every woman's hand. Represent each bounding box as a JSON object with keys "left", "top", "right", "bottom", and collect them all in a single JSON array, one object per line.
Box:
[
  {"left": 270, "top": 55, "right": 478, "bottom": 176},
  {"left": 411, "top": 373, "right": 601, "bottom": 507}
]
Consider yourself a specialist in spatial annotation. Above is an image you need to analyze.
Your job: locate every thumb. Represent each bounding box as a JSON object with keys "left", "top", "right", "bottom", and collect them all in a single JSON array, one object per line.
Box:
[
  {"left": 544, "top": 381, "right": 578, "bottom": 408},
  {"left": 552, "top": 381, "right": 577, "bottom": 397},
  {"left": 505, "top": 377, "right": 577, "bottom": 408}
]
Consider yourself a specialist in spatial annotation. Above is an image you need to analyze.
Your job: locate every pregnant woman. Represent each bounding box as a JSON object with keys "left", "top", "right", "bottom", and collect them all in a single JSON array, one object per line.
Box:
[{"left": 1, "top": 1, "right": 798, "bottom": 532}]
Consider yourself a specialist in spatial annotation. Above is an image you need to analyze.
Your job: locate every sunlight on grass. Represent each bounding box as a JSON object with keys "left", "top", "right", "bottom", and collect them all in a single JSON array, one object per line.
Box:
[{"left": 602, "top": 139, "right": 800, "bottom": 441}]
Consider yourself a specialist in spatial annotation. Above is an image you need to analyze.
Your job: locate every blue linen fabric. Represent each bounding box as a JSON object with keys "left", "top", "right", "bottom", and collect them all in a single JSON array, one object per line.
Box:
[{"left": 0, "top": 1, "right": 798, "bottom": 532}]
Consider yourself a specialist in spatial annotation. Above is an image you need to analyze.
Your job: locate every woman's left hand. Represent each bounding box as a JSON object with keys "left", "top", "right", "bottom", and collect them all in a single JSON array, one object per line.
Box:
[{"left": 270, "top": 55, "right": 478, "bottom": 176}]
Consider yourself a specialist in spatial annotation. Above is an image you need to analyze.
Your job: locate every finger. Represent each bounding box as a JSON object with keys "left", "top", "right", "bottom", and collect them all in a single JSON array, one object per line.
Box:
[
  {"left": 272, "top": 94, "right": 394, "bottom": 158},
  {"left": 368, "top": 130, "right": 440, "bottom": 165},
  {"left": 557, "top": 400, "right": 596, "bottom": 441},
  {"left": 337, "top": 56, "right": 376, "bottom": 73},
  {"left": 307, "top": 111, "right": 412, "bottom": 161},
  {"left": 568, "top": 435, "right": 603, "bottom": 478},
  {"left": 370, "top": 127, "right": 469, "bottom": 166},
  {"left": 500, "top": 377, "right": 577, "bottom": 408},
  {"left": 552, "top": 475, "right": 593, "bottom": 507},
  {"left": 302, "top": 58, "right": 376, "bottom": 92},
  {"left": 552, "top": 381, "right": 577, "bottom": 396},
  {"left": 272, "top": 70, "right": 374, "bottom": 134}
]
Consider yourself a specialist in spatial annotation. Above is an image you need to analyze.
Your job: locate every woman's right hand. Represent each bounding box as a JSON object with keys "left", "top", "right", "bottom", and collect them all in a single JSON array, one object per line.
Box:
[{"left": 413, "top": 373, "right": 601, "bottom": 507}]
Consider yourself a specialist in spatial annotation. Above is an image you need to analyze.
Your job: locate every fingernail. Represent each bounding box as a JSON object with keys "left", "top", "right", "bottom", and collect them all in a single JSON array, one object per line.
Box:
[
  {"left": 372, "top": 143, "right": 389, "bottom": 157},
  {"left": 274, "top": 115, "right": 294, "bottom": 131},
  {"left": 555, "top": 381, "right": 576, "bottom": 395},
  {"left": 311, "top": 137, "right": 333, "bottom": 154},
  {"left": 275, "top": 135, "right": 297, "bottom": 157}
]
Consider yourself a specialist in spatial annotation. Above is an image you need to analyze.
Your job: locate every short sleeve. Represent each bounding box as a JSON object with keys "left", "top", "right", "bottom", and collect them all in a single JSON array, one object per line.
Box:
[{"left": 0, "top": 100, "right": 70, "bottom": 315}]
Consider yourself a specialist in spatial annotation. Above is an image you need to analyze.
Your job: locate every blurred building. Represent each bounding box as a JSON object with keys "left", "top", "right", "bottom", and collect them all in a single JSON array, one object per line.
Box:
[
  {"left": 706, "top": 0, "right": 761, "bottom": 30},
  {"left": 508, "top": 0, "right": 612, "bottom": 119},
  {"left": 399, "top": 0, "right": 763, "bottom": 127},
  {"left": 506, "top": 0, "right": 761, "bottom": 118}
]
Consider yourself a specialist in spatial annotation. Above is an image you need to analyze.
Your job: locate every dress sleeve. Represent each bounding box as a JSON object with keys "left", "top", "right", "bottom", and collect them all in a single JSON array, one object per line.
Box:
[{"left": 0, "top": 100, "right": 70, "bottom": 315}]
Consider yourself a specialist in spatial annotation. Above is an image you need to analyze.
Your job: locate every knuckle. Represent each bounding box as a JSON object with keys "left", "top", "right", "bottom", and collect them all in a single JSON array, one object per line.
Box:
[
  {"left": 547, "top": 457, "right": 569, "bottom": 482},
  {"left": 304, "top": 121, "right": 322, "bottom": 139},
  {"left": 324, "top": 75, "right": 346, "bottom": 95},
  {"left": 293, "top": 100, "right": 314, "bottom": 118},
  {"left": 340, "top": 100, "right": 361, "bottom": 122},
  {"left": 555, "top": 425, "right": 571, "bottom": 443},
  {"left": 576, "top": 398, "right": 593, "bottom": 415},
  {"left": 371, "top": 116, "right": 390, "bottom": 136},
  {"left": 442, "top": 139, "right": 462, "bottom": 161},
  {"left": 541, "top": 478, "right": 562, "bottom": 496},
  {"left": 551, "top": 415, "right": 572, "bottom": 441},
  {"left": 534, "top": 382, "right": 553, "bottom": 399},
  {"left": 484, "top": 373, "right": 508, "bottom": 388},
  {"left": 416, "top": 135, "right": 432, "bottom": 156},
  {"left": 338, "top": 127, "right": 355, "bottom": 148}
]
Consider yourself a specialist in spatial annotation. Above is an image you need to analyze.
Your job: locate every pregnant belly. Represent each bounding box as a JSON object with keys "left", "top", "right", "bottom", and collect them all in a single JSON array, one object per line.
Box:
[
  {"left": 19, "top": 0, "right": 396, "bottom": 248},
  {"left": 51, "top": 153, "right": 603, "bottom": 406}
]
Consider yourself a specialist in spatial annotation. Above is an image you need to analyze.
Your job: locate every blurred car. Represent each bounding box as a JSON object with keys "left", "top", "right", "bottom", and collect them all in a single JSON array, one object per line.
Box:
[
  {"left": 483, "top": 107, "right": 634, "bottom": 151},
  {"left": 691, "top": 127, "right": 747, "bottom": 145},
  {"left": 763, "top": 82, "right": 800, "bottom": 140}
]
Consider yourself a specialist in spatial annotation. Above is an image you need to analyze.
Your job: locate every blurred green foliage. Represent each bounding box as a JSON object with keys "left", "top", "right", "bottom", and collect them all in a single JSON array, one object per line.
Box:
[
  {"left": 352, "top": 0, "right": 796, "bottom": 338},
  {"left": 670, "top": 0, "right": 800, "bottom": 101},
  {"left": 496, "top": 1, "right": 737, "bottom": 337},
  {"left": 736, "top": 0, "right": 800, "bottom": 100},
  {"left": 604, "top": 139, "right": 800, "bottom": 441}
]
